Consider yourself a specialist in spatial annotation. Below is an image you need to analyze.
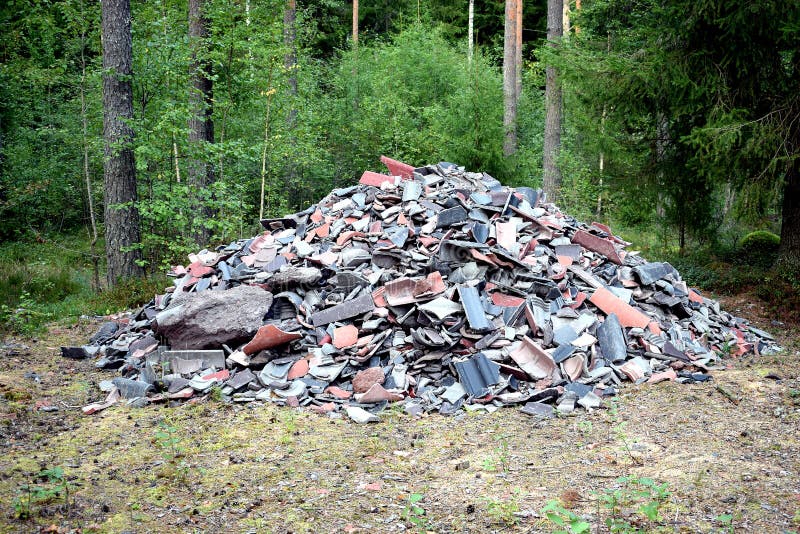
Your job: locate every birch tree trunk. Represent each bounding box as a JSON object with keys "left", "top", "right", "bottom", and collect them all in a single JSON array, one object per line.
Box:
[
  {"left": 467, "top": 0, "right": 474, "bottom": 64},
  {"left": 284, "top": 0, "right": 298, "bottom": 195},
  {"left": 101, "top": 0, "right": 143, "bottom": 286}
]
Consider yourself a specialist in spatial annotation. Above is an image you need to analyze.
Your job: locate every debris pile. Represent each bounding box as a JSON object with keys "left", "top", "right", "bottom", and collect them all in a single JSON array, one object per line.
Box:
[{"left": 65, "top": 157, "right": 778, "bottom": 420}]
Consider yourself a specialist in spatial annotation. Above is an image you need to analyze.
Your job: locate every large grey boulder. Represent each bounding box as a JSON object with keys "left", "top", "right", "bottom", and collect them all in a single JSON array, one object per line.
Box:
[{"left": 155, "top": 285, "right": 273, "bottom": 349}]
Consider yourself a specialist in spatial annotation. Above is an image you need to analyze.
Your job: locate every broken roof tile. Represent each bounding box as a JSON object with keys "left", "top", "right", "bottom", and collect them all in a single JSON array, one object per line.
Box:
[
  {"left": 380, "top": 155, "right": 415, "bottom": 178},
  {"left": 243, "top": 324, "right": 303, "bottom": 355},
  {"left": 509, "top": 336, "right": 557, "bottom": 380},
  {"left": 454, "top": 353, "right": 500, "bottom": 397},
  {"left": 572, "top": 230, "right": 624, "bottom": 265}
]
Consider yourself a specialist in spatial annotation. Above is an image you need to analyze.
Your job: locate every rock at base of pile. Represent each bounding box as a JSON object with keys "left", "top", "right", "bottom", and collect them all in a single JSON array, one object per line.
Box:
[{"left": 154, "top": 285, "right": 273, "bottom": 349}]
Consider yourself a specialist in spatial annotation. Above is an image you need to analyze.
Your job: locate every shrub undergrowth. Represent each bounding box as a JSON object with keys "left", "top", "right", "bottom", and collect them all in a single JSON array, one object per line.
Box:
[{"left": 0, "top": 233, "right": 168, "bottom": 335}]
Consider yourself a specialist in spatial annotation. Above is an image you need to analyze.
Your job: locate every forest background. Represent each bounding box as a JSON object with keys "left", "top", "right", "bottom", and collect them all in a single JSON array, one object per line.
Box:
[{"left": 1, "top": 0, "right": 798, "bottom": 333}]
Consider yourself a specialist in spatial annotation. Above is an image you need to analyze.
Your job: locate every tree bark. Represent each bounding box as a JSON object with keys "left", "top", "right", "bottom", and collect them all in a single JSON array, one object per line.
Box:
[
  {"left": 188, "top": 0, "right": 214, "bottom": 246},
  {"left": 101, "top": 0, "right": 143, "bottom": 286},
  {"left": 778, "top": 128, "right": 800, "bottom": 274},
  {"left": 502, "top": 0, "right": 518, "bottom": 156},
  {"left": 284, "top": 0, "right": 297, "bottom": 129},
  {"left": 467, "top": 0, "right": 474, "bottom": 64},
  {"left": 542, "top": 0, "right": 563, "bottom": 202},
  {"left": 80, "top": 18, "right": 100, "bottom": 291},
  {"left": 284, "top": 0, "right": 298, "bottom": 198},
  {"left": 515, "top": 0, "right": 523, "bottom": 100},
  {"left": 353, "top": 0, "right": 358, "bottom": 47}
]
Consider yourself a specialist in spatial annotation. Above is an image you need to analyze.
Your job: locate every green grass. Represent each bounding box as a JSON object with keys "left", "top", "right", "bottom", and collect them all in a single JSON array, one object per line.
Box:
[{"left": 0, "top": 233, "right": 168, "bottom": 335}]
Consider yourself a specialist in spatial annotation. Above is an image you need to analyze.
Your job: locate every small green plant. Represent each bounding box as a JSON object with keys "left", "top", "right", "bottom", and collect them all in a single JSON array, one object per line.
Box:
[
  {"left": 154, "top": 419, "right": 190, "bottom": 481},
  {"left": 606, "top": 400, "right": 642, "bottom": 466},
  {"left": 155, "top": 420, "right": 183, "bottom": 461},
  {"left": 403, "top": 492, "right": 430, "bottom": 532},
  {"left": 541, "top": 499, "right": 591, "bottom": 534},
  {"left": 209, "top": 385, "right": 223, "bottom": 402},
  {"left": 0, "top": 291, "right": 49, "bottom": 335},
  {"left": 481, "top": 456, "right": 496, "bottom": 471},
  {"left": 13, "top": 466, "right": 74, "bottom": 519},
  {"left": 596, "top": 476, "right": 670, "bottom": 532},
  {"left": 716, "top": 512, "right": 733, "bottom": 533},
  {"left": 278, "top": 411, "right": 298, "bottom": 445},
  {"left": 485, "top": 490, "right": 521, "bottom": 526},
  {"left": 482, "top": 434, "right": 511, "bottom": 473}
]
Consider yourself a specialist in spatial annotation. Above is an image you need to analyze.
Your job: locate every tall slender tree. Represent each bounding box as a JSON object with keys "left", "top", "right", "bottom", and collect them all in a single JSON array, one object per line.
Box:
[
  {"left": 284, "top": 0, "right": 298, "bottom": 127},
  {"left": 101, "top": 0, "right": 143, "bottom": 285},
  {"left": 542, "top": 0, "right": 563, "bottom": 202},
  {"left": 515, "top": 0, "right": 522, "bottom": 101},
  {"left": 502, "top": 0, "right": 518, "bottom": 156},
  {"left": 188, "top": 0, "right": 214, "bottom": 245},
  {"left": 284, "top": 0, "right": 298, "bottom": 190},
  {"left": 353, "top": 0, "right": 359, "bottom": 47},
  {"left": 467, "top": 0, "right": 474, "bottom": 64}
]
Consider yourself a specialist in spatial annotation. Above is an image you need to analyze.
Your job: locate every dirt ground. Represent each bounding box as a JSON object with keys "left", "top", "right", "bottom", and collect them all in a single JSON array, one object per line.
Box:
[{"left": 0, "top": 293, "right": 798, "bottom": 534}]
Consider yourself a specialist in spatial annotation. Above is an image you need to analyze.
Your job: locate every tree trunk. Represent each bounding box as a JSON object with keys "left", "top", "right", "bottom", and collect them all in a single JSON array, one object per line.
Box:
[
  {"left": 188, "top": 0, "right": 214, "bottom": 246},
  {"left": 778, "top": 136, "right": 800, "bottom": 275},
  {"left": 502, "top": 0, "right": 518, "bottom": 156},
  {"left": 284, "top": 0, "right": 298, "bottom": 197},
  {"left": 515, "top": 0, "right": 523, "bottom": 100},
  {"left": 467, "top": 0, "right": 474, "bottom": 64},
  {"left": 353, "top": 0, "right": 358, "bottom": 47},
  {"left": 80, "top": 19, "right": 100, "bottom": 291},
  {"left": 284, "top": 0, "right": 297, "bottom": 128},
  {"left": 101, "top": 0, "right": 143, "bottom": 286},
  {"left": 542, "top": 0, "right": 563, "bottom": 202}
]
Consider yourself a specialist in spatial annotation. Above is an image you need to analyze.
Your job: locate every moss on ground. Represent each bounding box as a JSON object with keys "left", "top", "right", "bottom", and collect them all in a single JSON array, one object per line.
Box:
[{"left": 0, "top": 300, "right": 798, "bottom": 533}]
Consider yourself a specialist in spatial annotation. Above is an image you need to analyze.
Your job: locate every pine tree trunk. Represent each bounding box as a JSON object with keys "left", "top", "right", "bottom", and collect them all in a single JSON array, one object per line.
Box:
[
  {"left": 101, "top": 0, "right": 143, "bottom": 286},
  {"left": 502, "top": 0, "right": 518, "bottom": 156},
  {"left": 542, "top": 0, "right": 563, "bottom": 202},
  {"left": 188, "top": 0, "right": 214, "bottom": 246},
  {"left": 778, "top": 128, "right": 800, "bottom": 275}
]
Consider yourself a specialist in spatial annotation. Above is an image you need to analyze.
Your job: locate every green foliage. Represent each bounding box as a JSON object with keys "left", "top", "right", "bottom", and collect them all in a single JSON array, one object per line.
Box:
[
  {"left": 155, "top": 420, "right": 183, "bottom": 460},
  {"left": 0, "top": 0, "right": 103, "bottom": 240},
  {"left": 738, "top": 230, "right": 780, "bottom": 254},
  {"left": 541, "top": 499, "right": 591, "bottom": 534},
  {"left": 403, "top": 492, "right": 430, "bottom": 532},
  {"left": 555, "top": 0, "right": 799, "bottom": 250},
  {"left": 154, "top": 419, "right": 190, "bottom": 481},
  {"left": 13, "top": 466, "right": 74, "bottom": 519},
  {"left": 0, "top": 234, "right": 167, "bottom": 335},
  {"left": 321, "top": 24, "right": 541, "bottom": 185},
  {"left": 482, "top": 433, "right": 511, "bottom": 473},
  {"left": 484, "top": 490, "right": 522, "bottom": 526},
  {"left": 716, "top": 512, "right": 734, "bottom": 533},
  {"left": 595, "top": 476, "right": 671, "bottom": 533}
]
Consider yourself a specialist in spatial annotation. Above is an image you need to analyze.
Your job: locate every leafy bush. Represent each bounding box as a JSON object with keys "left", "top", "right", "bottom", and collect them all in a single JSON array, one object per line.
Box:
[{"left": 736, "top": 231, "right": 780, "bottom": 268}]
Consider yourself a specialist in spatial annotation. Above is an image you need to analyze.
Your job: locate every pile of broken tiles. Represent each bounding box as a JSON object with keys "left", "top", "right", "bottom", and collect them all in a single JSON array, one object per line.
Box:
[{"left": 65, "top": 156, "right": 779, "bottom": 421}]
